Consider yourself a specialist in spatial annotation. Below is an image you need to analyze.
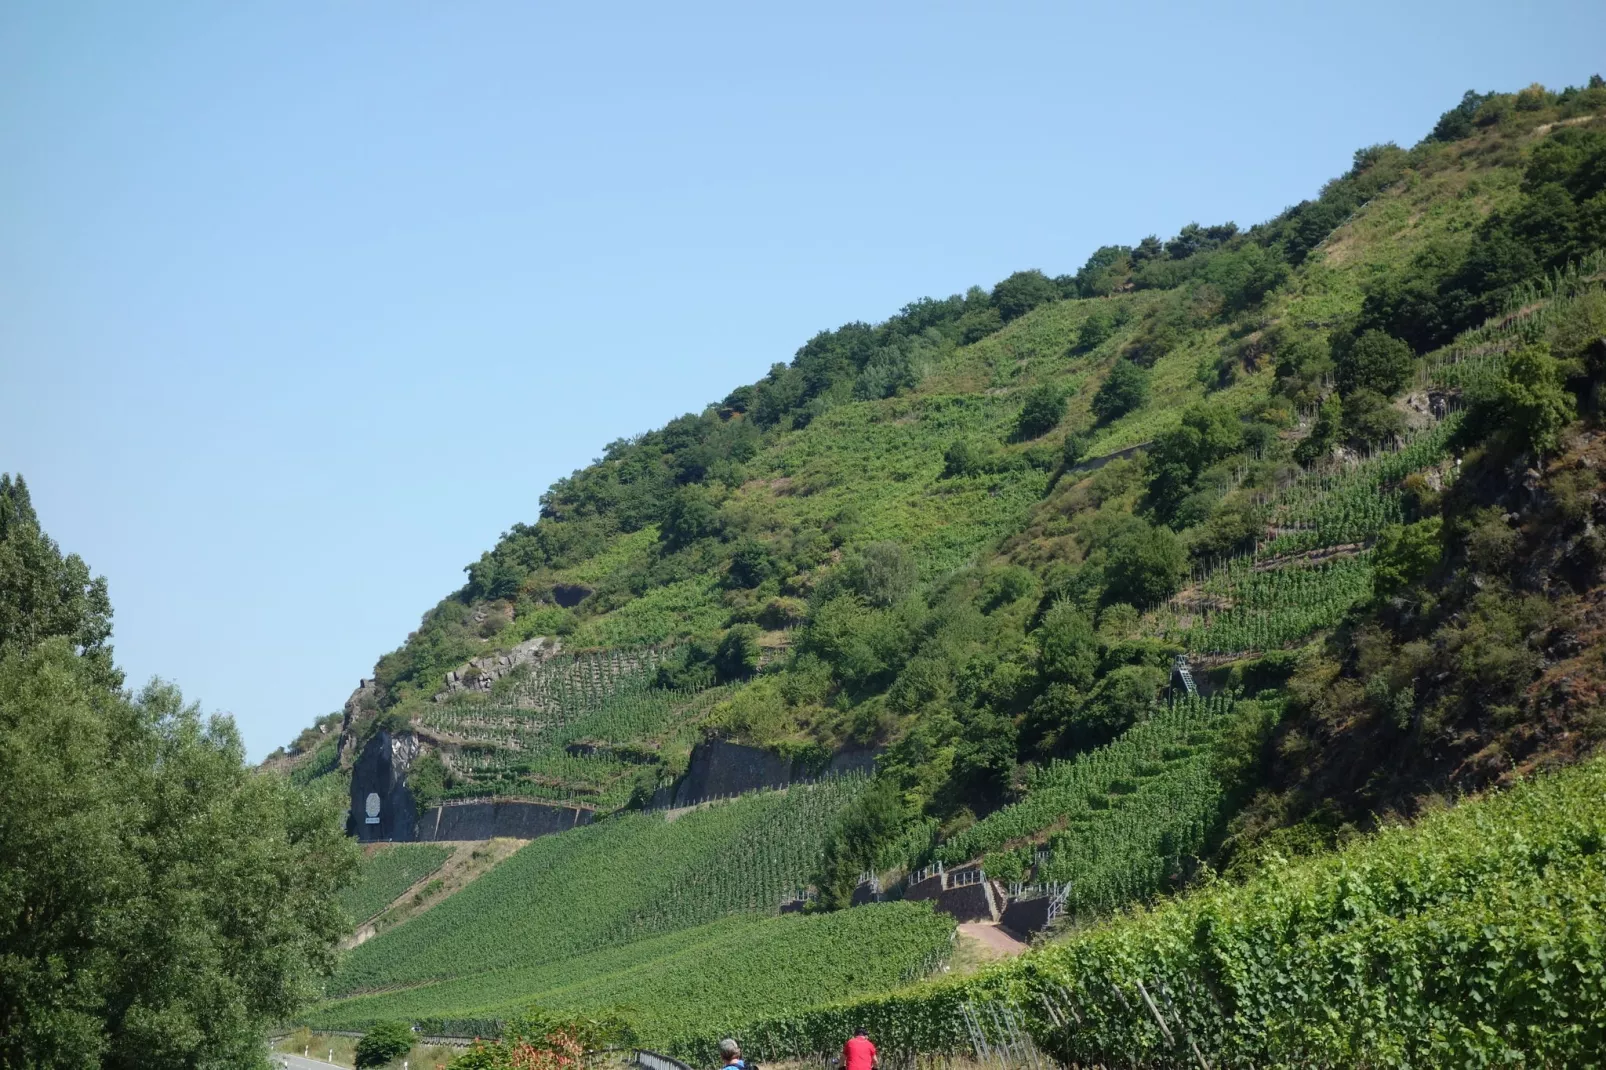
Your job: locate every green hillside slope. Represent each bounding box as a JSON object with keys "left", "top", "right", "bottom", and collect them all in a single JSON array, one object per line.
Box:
[
  {"left": 328, "top": 777, "right": 870, "bottom": 995},
  {"left": 287, "top": 79, "right": 1606, "bottom": 1057},
  {"left": 307, "top": 903, "right": 953, "bottom": 1044}
]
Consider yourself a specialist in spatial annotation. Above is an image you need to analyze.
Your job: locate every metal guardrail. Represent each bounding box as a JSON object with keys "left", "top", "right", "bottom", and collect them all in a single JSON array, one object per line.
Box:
[{"left": 635, "top": 1050, "right": 694, "bottom": 1070}]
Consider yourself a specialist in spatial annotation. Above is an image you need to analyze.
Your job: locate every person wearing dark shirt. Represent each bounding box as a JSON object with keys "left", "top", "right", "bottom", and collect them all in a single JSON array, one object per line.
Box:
[{"left": 843, "top": 1028, "right": 876, "bottom": 1070}]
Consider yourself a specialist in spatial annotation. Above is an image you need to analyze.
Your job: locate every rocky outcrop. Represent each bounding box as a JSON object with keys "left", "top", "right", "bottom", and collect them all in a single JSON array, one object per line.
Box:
[
  {"left": 433, "top": 636, "right": 562, "bottom": 702},
  {"left": 335, "top": 677, "right": 380, "bottom": 768}
]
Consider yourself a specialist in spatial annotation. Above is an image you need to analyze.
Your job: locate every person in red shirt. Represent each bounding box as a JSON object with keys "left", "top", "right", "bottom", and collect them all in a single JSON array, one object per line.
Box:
[{"left": 843, "top": 1028, "right": 877, "bottom": 1070}]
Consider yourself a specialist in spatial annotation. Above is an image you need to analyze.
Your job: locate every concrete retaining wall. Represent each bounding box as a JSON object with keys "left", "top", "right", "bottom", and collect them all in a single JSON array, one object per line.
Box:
[
  {"left": 999, "top": 894, "right": 1054, "bottom": 937},
  {"left": 418, "top": 798, "right": 594, "bottom": 841},
  {"left": 667, "top": 740, "right": 880, "bottom": 807},
  {"left": 936, "top": 882, "right": 997, "bottom": 922}
]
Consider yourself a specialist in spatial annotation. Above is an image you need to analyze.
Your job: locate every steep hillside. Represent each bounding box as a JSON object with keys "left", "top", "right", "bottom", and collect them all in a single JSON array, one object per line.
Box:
[{"left": 285, "top": 79, "right": 1606, "bottom": 1056}]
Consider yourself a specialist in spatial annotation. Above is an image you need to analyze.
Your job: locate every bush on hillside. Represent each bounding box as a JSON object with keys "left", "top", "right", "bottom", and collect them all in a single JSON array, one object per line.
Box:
[
  {"left": 956, "top": 305, "right": 1002, "bottom": 344},
  {"left": 1014, "top": 384, "right": 1067, "bottom": 440},
  {"left": 714, "top": 624, "right": 762, "bottom": 681},
  {"left": 1091, "top": 359, "right": 1149, "bottom": 424},
  {"left": 1103, "top": 522, "right": 1186, "bottom": 607},
  {"left": 1335, "top": 329, "right": 1414, "bottom": 396},
  {"left": 991, "top": 269, "right": 1060, "bottom": 322},
  {"left": 1460, "top": 343, "right": 1577, "bottom": 458},
  {"left": 1037, "top": 601, "right": 1098, "bottom": 689},
  {"left": 1341, "top": 389, "right": 1406, "bottom": 448}
]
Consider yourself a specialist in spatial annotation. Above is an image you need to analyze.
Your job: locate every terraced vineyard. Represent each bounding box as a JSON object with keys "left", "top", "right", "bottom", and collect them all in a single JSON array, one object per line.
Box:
[
  {"left": 306, "top": 903, "right": 955, "bottom": 1044},
  {"left": 700, "top": 755, "right": 1606, "bottom": 1069},
  {"left": 338, "top": 843, "right": 453, "bottom": 924},
  {"left": 928, "top": 696, "right": 1246, "bottom": 920},
  {"left": 1150, "top": 554, "right": 1375, "bottom": 655},
  {"left": 418, "top": 647, "right": 718, "bottom": 806},
  {"left": 1257, "top": 415, "right": 1460, "bottom": 557},
  {"left": 326, "top": 775, "right": 869, "bottom": 998}
]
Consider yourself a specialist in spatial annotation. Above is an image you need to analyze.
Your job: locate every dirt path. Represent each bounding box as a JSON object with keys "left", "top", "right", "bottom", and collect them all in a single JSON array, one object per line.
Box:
[{"left": 958, "top": 921, "right": 1029, "bottom": 959}]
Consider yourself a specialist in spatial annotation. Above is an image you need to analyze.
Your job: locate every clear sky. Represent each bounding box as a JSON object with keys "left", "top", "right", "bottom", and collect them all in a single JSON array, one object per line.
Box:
[{"left": 3, "top": 1, "right": 1601, "bottom": 759}]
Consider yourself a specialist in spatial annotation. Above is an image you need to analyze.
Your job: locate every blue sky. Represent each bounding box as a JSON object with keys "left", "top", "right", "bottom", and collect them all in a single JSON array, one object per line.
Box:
[{"left": 3, "top": 1, "right": 1601, "bottom": 759}]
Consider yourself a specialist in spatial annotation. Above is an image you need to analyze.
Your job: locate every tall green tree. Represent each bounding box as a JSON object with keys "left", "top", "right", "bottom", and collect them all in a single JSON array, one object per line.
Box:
[
  {"left": 0, "top": 478, "right": 358, "bottom": 1070},
  {"left": 0, "top": 474, "right": 118, "bottom": 690}
]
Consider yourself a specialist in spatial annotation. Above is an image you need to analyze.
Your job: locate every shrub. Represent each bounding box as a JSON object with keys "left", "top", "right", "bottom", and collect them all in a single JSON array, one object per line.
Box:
[
  {"left": 355, "top": 1021, "right": 414, "bottom": 1068},
  {"left": 1294, "top": 393, "right": 1342, "bottom": 466},
  {"left": 1091, "top": 359, "right": 1149, "bottom": 424},
  {"left": 1462, "top": 344, "right": 1577, "bottom": 458},
  {"left": 991, "top": 270, "right": 1060, "bottom": 322},
  {"left": 843, "top": 542, "right": 917, "bottom": 608},
  {"left": 1015, "top": 385, "right": 1067, "bottom": 440},
  {"left": 1037, "top": 601, "right": 1098, "bottom": 690},
  {"left": 1103, "top": 522, "right": 1185, "bottom": 607},
  {"left": 956, "top": 306, "right": 1003, "bottom": 344},
  {"left": 942, "top": 438, "right": 985, "bottom": 478},
  {"left": 1341, "top": 389, "right": 1406, "bottom": 448},
  {"left": 1074, "top": 304, "right": 1125, "bottom": 352},
  {"left": 1335, "top": 329, "right": 1414, "bottom": 396},
  {"left": 714, "top": 624, "right": 762, "bottom": 681},
  {"left": 1372, "top": 518, "right": 1443, "bottom": 600}
]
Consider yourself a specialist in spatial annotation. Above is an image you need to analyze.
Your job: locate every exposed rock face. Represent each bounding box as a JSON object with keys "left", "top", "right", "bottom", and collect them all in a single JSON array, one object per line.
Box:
[
  {"left": 433, "top": 635, "right": 562, "bottom": 702},
  {"left": 347, "top": 730, "right": 421, "bottom": 842},
  {"left": 335, "top": 677, "right": 380, "bottom": 768}
]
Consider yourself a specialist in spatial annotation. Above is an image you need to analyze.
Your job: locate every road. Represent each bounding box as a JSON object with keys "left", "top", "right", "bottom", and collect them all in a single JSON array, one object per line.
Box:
[
  {"left": 957, "top": 920, "right": 1029, "bottom": 958},
  {"left": 274, "top": 1054, "right": 347, "bottom": 1070}
]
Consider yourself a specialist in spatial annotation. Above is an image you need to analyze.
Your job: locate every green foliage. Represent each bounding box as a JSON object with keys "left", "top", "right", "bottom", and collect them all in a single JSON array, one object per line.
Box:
[
  {"left": 326, "top": 778, "right": 870, "bottom": 997},
  {"left": 0, "top": 641, "right": 357, "bottom": 1069},
  {"left": 715, "top": 624, "right": 763, "bottom": 681},
  {"left": 990, "top": 269, "right": 1060, "bottom": 322},
  {"left": 1373, "top": 518, "right": 1444, "bottom": 601},
  {"left": 1102, "top": 521, "right": 1185, "bottom": 607},
  {"left": 409, "top": 750, "right": 449, "bottom": 815},
  {"left": 1335, "top": 329, "right": 1414, "bottom": 396},
  {"left": 1462, "top": 343, "right": 1577, "bottom": 457},
  {"left": 814, "top": 777, "right": 911, "bottom": 908},
  {"left": 1036, "top": 601, "right": 1097, "bottom": 689},
  {"left": 1340, "top": 388, "right": 1406, "bottom": 448},
  {"left": 841, "top": 541, "right": 919, "bottom": 608},
  {"left": 340, "top": 844, "right": 453, "bottom": 924},
  {"left": 0, "top": 473, "right": 119, "bottom": 690},
  {"left": 1090, "top": 359, "right": 1149, "bottom": 424},
  {"left": 1145, "top": 403, "right": 1244, "bottom": 521},
  {"left": 707, "top": 755, "right": 1606, "bottom": 1069},
  {"left": 1013, "top": 384, "right": 1066, "bottom": 441},
  {"left": 1293, "top": 392, "right": 1342, "bottom": 466},
  {"left": 355, "top": 1021, "right": 415, "bottom": 1068}
]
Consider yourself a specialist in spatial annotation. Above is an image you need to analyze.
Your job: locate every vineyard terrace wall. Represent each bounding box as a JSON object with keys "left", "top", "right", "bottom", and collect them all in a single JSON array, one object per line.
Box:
[
  {"left": 417, "top": 798, "right": 594, "bottom": 841},
  {"left": 664, "top": 739, "right": 878, "bottom": 808}
]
